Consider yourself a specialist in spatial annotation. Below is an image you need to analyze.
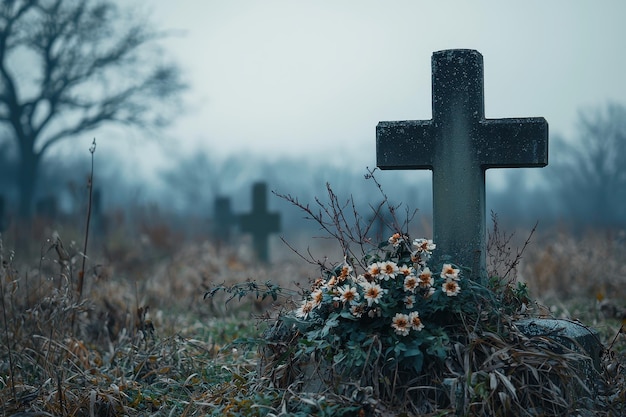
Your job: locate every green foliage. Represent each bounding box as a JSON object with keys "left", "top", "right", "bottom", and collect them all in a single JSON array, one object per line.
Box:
[
  {"left": 256, "top": 227, "right": 625, "bottom": 415},
  {"left": 205, "top": 280, "right": 284, "bottom": 304},
  {"left": 283, "top": 233, "right": 485, "bottom": 379}
]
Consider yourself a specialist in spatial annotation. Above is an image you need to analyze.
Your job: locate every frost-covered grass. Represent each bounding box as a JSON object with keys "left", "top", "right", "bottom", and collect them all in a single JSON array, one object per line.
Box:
[{"left": 1, "top": 221, "right": 625, "bottom": 416}]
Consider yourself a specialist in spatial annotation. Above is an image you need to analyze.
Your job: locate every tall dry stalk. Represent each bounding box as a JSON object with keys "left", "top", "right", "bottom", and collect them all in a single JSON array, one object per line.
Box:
[
  {"left": 77, "top": 138, "right": 97, "bottom": 301},
  {"left": 0, "top": 235, "right": 17, "bottom": 403}
]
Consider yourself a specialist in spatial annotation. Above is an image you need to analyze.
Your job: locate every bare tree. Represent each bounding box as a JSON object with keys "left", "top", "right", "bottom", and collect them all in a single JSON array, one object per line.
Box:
[
  {"left": 0, "top": 0, "right": 185, "bottom": 218},
  {"left": 553, "top": 102, "right": 626, "bottom": 227}
]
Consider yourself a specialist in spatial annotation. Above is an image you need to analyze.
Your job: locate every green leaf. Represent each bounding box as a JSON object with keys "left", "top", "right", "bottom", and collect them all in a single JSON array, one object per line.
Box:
[
  {"left": 339, "top": 310, "right": 358, "bottom": 321},
  {"left": 334, "top": 352, "right": 347, "bottom": 365},
  {"left": 403, "top": 338, "right": 423, "bottom": 357},
  {"left": 393, "top": 342, "right": 407, "bottom": 356},
  {"left": 409, "top": 352, "right": 424, "bottom": 373},
  {"left": 320, "top": 316, "right": 339, "bottom": 337}
]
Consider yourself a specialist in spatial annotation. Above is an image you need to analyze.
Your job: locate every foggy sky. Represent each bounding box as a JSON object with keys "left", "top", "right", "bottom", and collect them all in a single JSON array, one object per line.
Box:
[{"left": 143, "top": 0, "right": 626, "bottom": 172}]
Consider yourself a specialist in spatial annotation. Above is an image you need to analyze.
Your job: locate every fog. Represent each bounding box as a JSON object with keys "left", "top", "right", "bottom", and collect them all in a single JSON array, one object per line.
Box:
[{"left": 1, "top": 1, "right": 625, "bottom": 251}]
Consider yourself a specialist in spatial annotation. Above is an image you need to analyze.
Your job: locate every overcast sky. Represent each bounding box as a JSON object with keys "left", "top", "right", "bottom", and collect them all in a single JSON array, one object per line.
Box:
[{"left": 146, "top": 0, "right": 626, "bottom": 168}]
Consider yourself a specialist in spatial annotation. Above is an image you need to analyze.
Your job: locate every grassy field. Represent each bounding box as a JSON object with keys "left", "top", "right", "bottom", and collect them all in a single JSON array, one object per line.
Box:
[{"left": 1, "top": 219, "right": 625, "bottom": 416}]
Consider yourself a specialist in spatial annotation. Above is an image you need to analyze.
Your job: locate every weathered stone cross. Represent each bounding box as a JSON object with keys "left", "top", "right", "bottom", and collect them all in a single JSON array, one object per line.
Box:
[
  {"left": 239, "top": 182, "right": 281, "bottom": 263},
  {"left": 377, "top": 49, "right": 548, "bottom": 279}
]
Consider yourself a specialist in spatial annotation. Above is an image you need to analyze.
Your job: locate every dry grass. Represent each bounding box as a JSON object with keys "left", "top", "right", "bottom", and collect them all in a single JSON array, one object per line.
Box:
[
  {"left": 1, "top": 219, "right": 625, "bottom": 416},
  {"left": 522, "top": 228, "right": 626, "bottom": 300},
  {"left": 0, "top": 227, "right": 290, "bottom": 417}
]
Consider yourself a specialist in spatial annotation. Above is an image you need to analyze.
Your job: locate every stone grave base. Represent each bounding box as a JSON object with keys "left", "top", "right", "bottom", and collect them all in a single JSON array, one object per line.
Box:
[
  {"left": 259, "top": 316, "right": 604, "bottom": 414},
  {"left": 513, "top": 317, "right": 604, "bottom": 407}
]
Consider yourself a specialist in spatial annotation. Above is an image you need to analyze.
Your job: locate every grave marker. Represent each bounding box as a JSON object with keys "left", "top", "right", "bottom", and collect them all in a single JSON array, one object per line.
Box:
[
  {"left": 376, "top": 49, "right": 600, "bottom": 391},
  {"left": 239, "top": 182, "right": 281, "bottom": 263},
  {"left": 214, "top": 196, "right": 236, "bottom": 243},
  {"left": 377, "top": 49, "right": 548, "bottom": 279}
]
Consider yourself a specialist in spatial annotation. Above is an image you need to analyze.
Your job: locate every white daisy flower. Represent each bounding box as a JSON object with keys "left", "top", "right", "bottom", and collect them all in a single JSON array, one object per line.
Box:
[
  {"left": 360, "top": 282, "right": 386, "bottom": 307},
  {"left": 334, "top": 285, "right": 360, "bottom": 305},
  {"left": 418, "top": 267, "right": 434, "bottom": 288},
  {"left": 442, "top": 278, "right": 461, "bottom": 296},
  {"left": 379, "top": 261, "right": 399, "bottom": 280},
  {"left": 408, "top": 311, "right": 425, "bottom": 331},
  {"left": 441, "top": 264, "right": 460, "bottom": 280},
  {"left": 296, "top": 300, "right": 314, "bottom": 319},
  {"left": 404, "top": 275, "right": 419, "bottom": 292},
  {"left": 392, "top": 313, "right": 411, "bottom": 336}
]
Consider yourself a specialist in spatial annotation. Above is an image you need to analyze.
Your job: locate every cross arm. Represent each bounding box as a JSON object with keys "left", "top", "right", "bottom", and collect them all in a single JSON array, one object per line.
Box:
[
  {"left": 376, "top": 120, "right": 435, "bottom": 169},
  {"left": 478, "top": 117, "right": 548, "bottom": 168}
]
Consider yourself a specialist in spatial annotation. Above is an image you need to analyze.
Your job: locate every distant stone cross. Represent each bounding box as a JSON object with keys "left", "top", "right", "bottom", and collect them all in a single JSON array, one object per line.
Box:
[
  {"left": 377, "top": 49, "right": 548, "bottom": 279},
  {"left": 214, "top": 196, "right": 236, "bottom": 243},
  {"left": 239, "top": 182, "right": 281, "bottom": 263}
]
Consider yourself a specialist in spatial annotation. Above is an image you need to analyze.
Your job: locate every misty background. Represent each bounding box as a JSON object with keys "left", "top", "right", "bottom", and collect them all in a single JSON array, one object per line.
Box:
[{"left": 0, "top": 0, "right": 625, "bottom": 258}]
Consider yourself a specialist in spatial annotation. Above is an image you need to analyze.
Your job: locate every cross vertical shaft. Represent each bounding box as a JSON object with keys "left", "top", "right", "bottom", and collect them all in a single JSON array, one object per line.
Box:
[
  {"left": 214, "top": 196, "right": 236, "bottom": 244},
  {"left": 239, "top": 182, "right": 281, "bottom": 263}
]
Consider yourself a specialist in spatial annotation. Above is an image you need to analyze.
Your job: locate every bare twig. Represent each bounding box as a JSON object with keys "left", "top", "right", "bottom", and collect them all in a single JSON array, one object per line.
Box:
[
  {"left": 274, "top": 169, "right": 419, "bottom": 274},
  {"left": 365, "top": 167, "right": 419, "bottom": 236},
  {"left": 77, "top": 138, "right": 96, "bottom": 301},
  {"left": 0, "top": 236, "right": 17, "bottom": 402},
  {"left": 278, "top": 236, "right": 329, "bottom": 271},
  {"left": 487, "top": 211, "right": 537, "bottom": 282}
]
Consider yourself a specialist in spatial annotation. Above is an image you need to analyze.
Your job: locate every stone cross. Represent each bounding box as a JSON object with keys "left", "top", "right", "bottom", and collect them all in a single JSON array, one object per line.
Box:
[
  {"left": 239, "top": 182, "right": 281, "bottom": 263},
  {"left": 377, "top": 49, "right": 548, "bottom": 279},
  {"left": 213, "top": 196, "right": 236, "bottom": 243}
]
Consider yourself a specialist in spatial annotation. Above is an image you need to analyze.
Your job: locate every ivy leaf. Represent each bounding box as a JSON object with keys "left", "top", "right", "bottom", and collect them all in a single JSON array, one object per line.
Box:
[
  {"left": 320, "top": 316, "right": 339, "bottom": 337},
  {"left": 408, "top": 351, "right": 424, "bottom": 373},
  {"left": 334, "top": 351, "right": 347, "bottom": 365},
  {"left": 403, "top": 347, "right": 422, "bottom": 357}
]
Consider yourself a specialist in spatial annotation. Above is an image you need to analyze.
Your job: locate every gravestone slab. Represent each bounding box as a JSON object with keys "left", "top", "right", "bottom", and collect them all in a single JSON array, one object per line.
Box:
[
  {"left": 515, "top": 318, "right": 602, "bottom": 372},
  {"left": 377, "top": 49, "right": 548, "bottom": 280},
  {"left": 239, "top": 182, "right": 281, "bottom": 263}
]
